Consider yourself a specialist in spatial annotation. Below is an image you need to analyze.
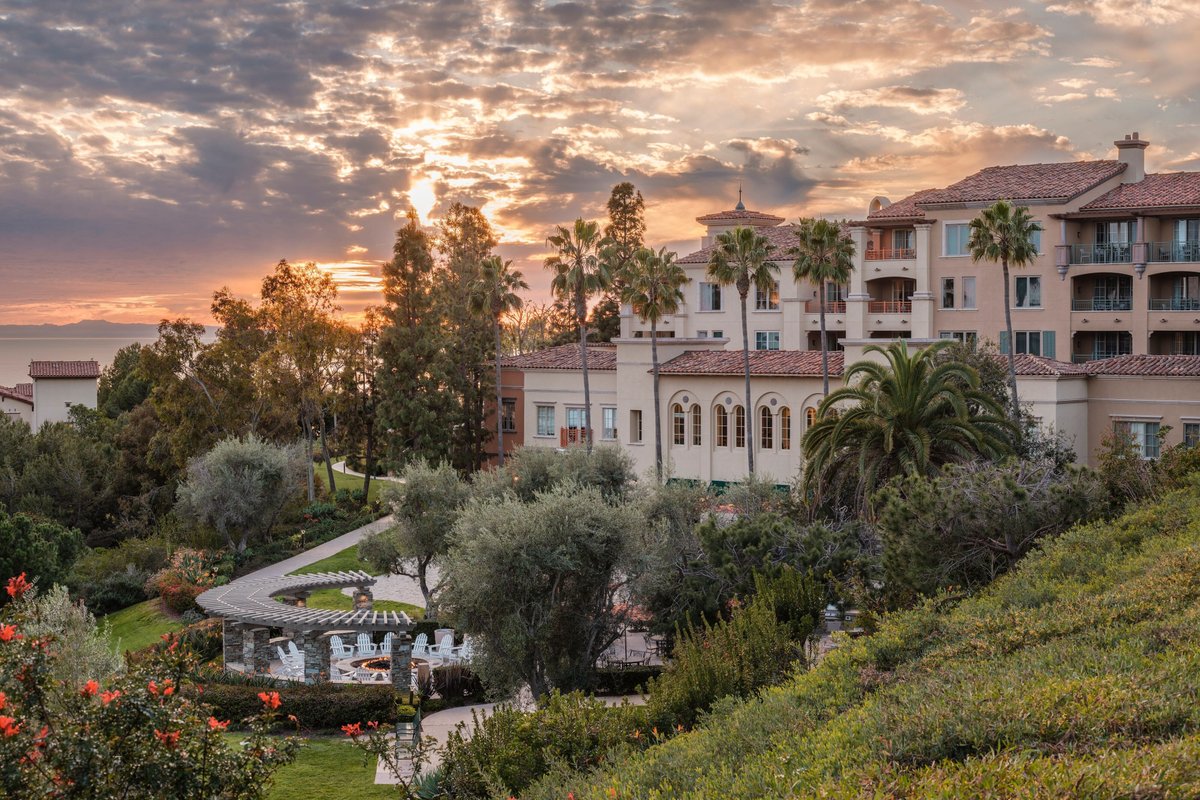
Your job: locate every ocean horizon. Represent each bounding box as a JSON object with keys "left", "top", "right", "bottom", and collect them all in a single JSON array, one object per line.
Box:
[{"left": 0, "top": 336, "right": 158, "bottom": 388}]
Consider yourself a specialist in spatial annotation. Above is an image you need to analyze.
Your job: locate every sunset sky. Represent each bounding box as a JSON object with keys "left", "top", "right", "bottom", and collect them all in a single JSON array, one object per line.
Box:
[{"left": 2, "top": 0, "right": 1198, "bottom": 325}]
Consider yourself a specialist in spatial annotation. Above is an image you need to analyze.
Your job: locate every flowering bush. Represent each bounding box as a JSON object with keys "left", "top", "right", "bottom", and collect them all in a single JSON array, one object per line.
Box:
[
  {"left": 144, "top": 548, "right": 218, "bottom": 614},
  {"left": 0, "top": 573, "right": 298, "bottom": 799}
]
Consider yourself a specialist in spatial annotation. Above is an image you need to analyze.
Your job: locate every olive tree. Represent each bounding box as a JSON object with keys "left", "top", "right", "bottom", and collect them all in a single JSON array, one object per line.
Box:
[{"left": 174, "top": 435, "right": 306, "bottom": 553}]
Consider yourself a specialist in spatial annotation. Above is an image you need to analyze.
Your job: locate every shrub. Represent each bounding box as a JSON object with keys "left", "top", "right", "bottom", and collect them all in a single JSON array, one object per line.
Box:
[
  {"left": 0, "top": 507, "right": 84, "bottom": 603},
  {"left": 145, "top": 548, "right": 218, "bottom": 614},
  {"left": 590, "top": 665, "right": 663, "bottom": 695},
  {"left": 79, "top": 568, "right": 152, "bottom": 615},
  {"left": 196, "top": 682, "right": 415, "bottom": 731},
  {"left": 299, "top": 501, "right": 339, "bottom": 521},
  {"left": 430, "top": 664, "right": 486, "bottom": 704}
]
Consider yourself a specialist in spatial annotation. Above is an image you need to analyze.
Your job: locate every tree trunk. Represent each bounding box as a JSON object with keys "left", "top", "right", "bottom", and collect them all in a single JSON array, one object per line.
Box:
[
  {"left": 418, "top": 559, "right": 434, "bottom": 617},
  {"left": 740, "top": 289, "right": 754, "bottom": 476},
  {"left": 362, "top": 411, "right": 374, "bottom": 499},
  {"left": 1002, "top": 260, "right": 1020, "bottom": 416},
  {"left": 819, "top": 280, "right": 830, "bottom": 397},
  {"left": 321, "top": 413, "right": 338, "bottom": 495},
  {"left": 494, "top": 317, "right": 506, "bottom": 466},
  {"left": 578, "top": 292, "right": 593, "bottom": 454},
  {"left": 651, "top": 318, "right": 662, "bottom": 482},
  {"left": 302, "top": 414, "right": 316, "bottom": 502}
]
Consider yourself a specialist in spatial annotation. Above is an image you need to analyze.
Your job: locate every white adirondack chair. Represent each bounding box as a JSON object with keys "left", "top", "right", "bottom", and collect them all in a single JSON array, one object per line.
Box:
[
  {"left": 450, "top": 638, "right": 474, "bottom": 663},
  {"left": 329, "top": 635, "right": 355, "bottom": 659},
  {"left": 380, "top": 632, "right": 394, "bottom": 656},
  {"left": 356, "top": 633, "right": 378, "bottom": 656},
  {"left": 428, "top": 633, "right": 455, "bottom": 663},
  {"left": 411, "top": 633, "right": 429, "bottom": 657},
  {"left": 287, "top": 641, "right": 302, "bottom": 660}
]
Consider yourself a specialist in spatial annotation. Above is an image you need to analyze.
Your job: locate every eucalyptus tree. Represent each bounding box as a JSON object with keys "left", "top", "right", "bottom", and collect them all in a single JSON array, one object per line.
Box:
[
  {"left": 469, "top": 255, "right": 528, "bottom": 466},
  {"left": 789, "top": 218, "right": 855, "bottom": 396},
  {"left": 546, "top": 218, "right": 613, "bottom": 453},
  {"left": 706, "top": 226, "right": 778, "bottom": 475},
  {"left": 622, "top": 246, "right": 689, "bottom": 481},
  {"left": 968, "top": 200, "right": 1043, "bottom": 416}
]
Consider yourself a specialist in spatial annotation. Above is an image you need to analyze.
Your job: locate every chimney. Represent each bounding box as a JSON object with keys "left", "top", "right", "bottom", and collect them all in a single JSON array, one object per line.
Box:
[{"left": 1114, "top": 132, "right": 1148, "bottom": 184}]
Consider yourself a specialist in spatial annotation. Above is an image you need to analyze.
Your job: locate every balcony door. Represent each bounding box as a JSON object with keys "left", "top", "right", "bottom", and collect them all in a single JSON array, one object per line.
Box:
[
  {"left": 1174, "top": 219, "right": 1200, "bottom": 243},
  {"left": 1093, "top": 275, "right": 1131, "bottom": 311}
]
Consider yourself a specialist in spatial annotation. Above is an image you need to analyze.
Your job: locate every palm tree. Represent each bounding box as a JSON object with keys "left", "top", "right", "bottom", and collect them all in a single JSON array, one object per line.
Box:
[
  {"left": 469, "top": 255, "right": 528, "bottom": 467},
  {"left": 968, "top": 199, "right": 1043, "bottom": 417},
  {"left": 621, "top": 246, "right": 688, "bottom": 482},
  {"left": 546, "top": 218, "right": 612, "bottom": 453},
  {"left": 706, "top": 226, "right": 778, "bottom": 476},
  {"left": 802, "top": 340, "right": 1014, "bottom": 513},
  {"left": 789, "top": 218, "right": 855, "bottom": 396}
]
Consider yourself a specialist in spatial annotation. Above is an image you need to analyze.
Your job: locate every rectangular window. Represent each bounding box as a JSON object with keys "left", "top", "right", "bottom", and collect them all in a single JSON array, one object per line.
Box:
[
  {"left": 501, "top": 398, "right": 517, "bottom": 433},
  {"left": 697, "top": 330, "right": 708, "bottom": 339},
  {"left": 755, "top": 331, "right": 781, "bottom": 350},
  {"left": 535, "top": 405, "right": 555, "bottom": 437},
  {"left": 601, "top": 407, "right": 617, "bottom": 440},
  {"left": 1015, "top": 276, "right": 1042, "bottom": 308},
  {"left": 566, "top": 407, "right": 585, "bottom": 431},
  {"left": 734, "top": 406, "right": 746, "bottom": 448},
  {"left": 1015, "top": 330, "right": 1042, "bottom": 356},
  {"left": 939, "top": 331, "right": 978, "bottom": 347},
  {"left": 755, "top": 280, "right": 780, "bottom": 311},
  {"left": 1030, "top": 228, "right": 1043, "bottom": 254},
  {"left": 962, "top": 276, "right": 976, "bottom": 309},
  {"left": 715, "top": 407, "right": 728, "bottom": 448},
  {"left": 1094, "top": 331, "right": 1132, "bottom": 359},
  {"left": 1115, "top": 420, "right": 1161, "bottom": 459},
  {"left": 945, "top": 223, "right": 970, "bottom": 256},
  {"left": 1184, "top": 422, "right": 1200, "bottom": 448},
  {"left": 699, "top": 283, "right": 722, "bottom": 311},
  {"left": 941, "top": 277, "right": 955, "bottom": 309},
  {"left": 629, "top": 410, "right": 643, "bottom": 443},
  {"left": 892, "top": 229, "right": 914, "bottom": 252},
  {"left": 711, "top": 329, "right": 724, "bottom": 339}
]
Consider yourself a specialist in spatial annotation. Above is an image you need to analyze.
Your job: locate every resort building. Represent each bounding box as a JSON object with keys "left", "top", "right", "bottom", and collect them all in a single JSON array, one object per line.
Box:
[
  {"left": 0, "top": 360, "right": 101, "bottom": 429},
  {"left": 497, "top": 133, "right": 1200, "bottom": 483}
]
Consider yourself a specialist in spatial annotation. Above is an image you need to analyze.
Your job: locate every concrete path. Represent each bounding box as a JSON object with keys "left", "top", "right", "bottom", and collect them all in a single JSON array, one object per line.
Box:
[
  {"left": 331, "top": 459, "right": 404, "bottom": 482},
  {"left": 244, "top": 515, "right": 395, "bottom": 579}
]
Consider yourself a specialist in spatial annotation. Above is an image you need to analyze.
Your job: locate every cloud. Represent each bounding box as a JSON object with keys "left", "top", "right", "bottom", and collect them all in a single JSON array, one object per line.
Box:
[{"left": 816, "top": 86, "right": 967, "bottom": 116}]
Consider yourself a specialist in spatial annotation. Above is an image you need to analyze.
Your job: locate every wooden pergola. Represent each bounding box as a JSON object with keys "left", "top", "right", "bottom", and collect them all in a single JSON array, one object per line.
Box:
[{"left": 196, "top": 570, "right": 414, "bottom": 686}]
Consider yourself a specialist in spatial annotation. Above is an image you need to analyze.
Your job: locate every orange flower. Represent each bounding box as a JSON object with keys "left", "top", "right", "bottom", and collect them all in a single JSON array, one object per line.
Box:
[
  {"left": 207, "top": 717, "right": 230, "bottom": 731},
  {"left": 81, "top": 680, "right": 99, "bottom": 697},
  {"left": 147, "top": 681, "right": 158, "bottom": 695},
  {"left": 101, "top": 690, "right": 121, "bottom": 706},
  {"left": 5, "top": 573, "right": 30, "bottom": 599},
  {"left": 341, "top": 722, "right": 362, "bottom": 737},
  {"left": 0, "top": 691, "right": 6, "bottom": 710},
  {"left": 0, "top": 716, "right": 21, "bottom": 737},
  {"left": 0, "top": 624, "right": 18, "bottom": 643},
  {"left": 367, "top": 720, "right": 379, "bottom": 729},
  {"left": 258, "top": 691, "right": 282, "bottom": 710},
  {"left": 154, "top": 729, "right": 180, "bottom": 749},
  {"left": 608, "top": 789, "right": 618, "bottom": 798}
]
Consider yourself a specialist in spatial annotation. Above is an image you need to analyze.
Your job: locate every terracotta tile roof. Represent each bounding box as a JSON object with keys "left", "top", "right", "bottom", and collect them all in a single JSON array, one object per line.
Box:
[
  {"left": 1083, "top": 354, "right": 1200, "bottom": 377},
  {"left": 695, "top": 208, "right": 785, "bottom": 225},
  {"left": 1080, "top": 172, "right": 1200, "bottom": 210},
  {"left": 28, "top": 360, "right": 101, "bottom": 379},
  {"left": 499, "top": 343, "right": 616, "bottom": 371},
  {"left": 915, "top": 160, "right": 1125, "bottom": 205},
  {"left": 864, "top": 189, "right": 940, "bottom": 221},
  {"left": 13, "top": 383, "right": 32, "bottom": 398},
  {"left": 0, "top": 385, "right": 34, "bottom": 405},
  {"left": 1007, "top": 354, "right": 1088, "bottom": 377},
  {"left": 678, "top": 224, "right": 799, "bottom": 264},
  {"left": 658, "top": 349, "right": 844, "bottom": 377}
]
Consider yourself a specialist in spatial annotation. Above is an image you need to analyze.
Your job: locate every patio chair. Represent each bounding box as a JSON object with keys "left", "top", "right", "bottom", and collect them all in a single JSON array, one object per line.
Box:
[
  {"left": 329, "top": 635, "right": 355, "bottom": 659},
  {"left": 380, "top": 633, "right": 394, "bottom": 656},
  {"left": 287, "top": 641, "right": 302, "bottom": 660},
  {"left": 411, "top": 633, "right": 429, "bottom": 657},
  {"left": 428, "top": 633, "right": 456, "bottom": 663},
  {"left": 450, "top": 638, "right": 474, "bottom": 663},
  {"left": 356, "top": 633, "right": 378, "bottom": 656}
]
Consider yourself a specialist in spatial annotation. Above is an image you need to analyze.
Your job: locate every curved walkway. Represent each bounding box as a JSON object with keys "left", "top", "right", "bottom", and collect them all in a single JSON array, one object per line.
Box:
[
  {"left": 331, "top": 459, "right": 404, "bottom": 483},
  {"left": 244, "top": 515, "right": 394, "bottom": 579}
]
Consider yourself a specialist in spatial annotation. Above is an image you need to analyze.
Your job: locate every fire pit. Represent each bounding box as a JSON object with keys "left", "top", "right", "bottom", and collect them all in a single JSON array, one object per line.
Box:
[{"left": 350, "top": 657, "right": 391, "bottom": 673}]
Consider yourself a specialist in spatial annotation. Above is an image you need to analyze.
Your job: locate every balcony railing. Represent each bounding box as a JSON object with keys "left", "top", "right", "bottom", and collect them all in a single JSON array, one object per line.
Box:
[
  {"left": 1072, "top": 352, "right": 1131, "bottom": 364},
  {"left": 864, "top": 247, "right": 916, "bottom": 261},
  {"left": 1150, "top": 297, "right": 1200, "bottom": 311},
  {"left": 1068, "top": 243, "right": 1133, "bottom": 264},
  {"left": 804, "top": 300, "right": 847, "bottom": 313},
  {"left": 559, "top": 427, "right": 592, "bottom": 446},
  {"left": 867, "top": 300, "right": 912, "bottom": 314},
  {"left": 1147, "top": 241, "right": 1200, "bottom": 263},
  {"left": 1072, "top": 298, "right": 1132, "bottom": 311}
]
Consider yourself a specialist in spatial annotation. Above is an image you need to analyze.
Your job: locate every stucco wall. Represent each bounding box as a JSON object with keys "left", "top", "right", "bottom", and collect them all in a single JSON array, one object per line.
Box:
[
  {"left": 1, "top": 396, "right": 33, "bottom": 427},
  {"left": 33, "top": 377, "right": 97, "bottom": 428}
]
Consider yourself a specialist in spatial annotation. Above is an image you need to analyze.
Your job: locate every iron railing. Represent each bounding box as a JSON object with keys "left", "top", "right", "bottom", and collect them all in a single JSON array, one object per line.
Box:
[
  {"left": 1146, "top": 241, "right": 1200, "bottom": 263},
  {"left": 864, "top": 247, "right": 916, "bottom": 261},
  {"left": 867, "top": 300, "right": 912, "bottom": 314},
  {"left": 1071, "top": 298, "right": 1132, "bottom": 311},
  {"left": 1068, "top": 243, "right": 1133, "bottom": 264},
  {"left": 804, "top": 300, "right": 847, "bottom": 313}
]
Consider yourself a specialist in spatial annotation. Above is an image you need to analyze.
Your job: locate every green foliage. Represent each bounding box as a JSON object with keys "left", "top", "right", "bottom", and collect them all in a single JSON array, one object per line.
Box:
[
  {"left": 175, "top": 434, "right": 306, "bottom": 553},
  {"left": 103, "top": 598, "right": 183, "bottom": 654},
  {"left": 98, "top": 342, "right": 152, "bottom": 418},
  {"left": 523, "top": 487, "right": 1200, "bottom": 800},
  {"left": 144, "top": 548, "right": 220, "bottom": 614},
  {"left": 788, "top": 217, "right": 855, "bottom": 394},
  {"left": 18, "top": 584, "right": 123, "bottom": 685},
  {"left": 590, "top": 664, "right": 664, "bottom": 695},
  {"left": 197, "top": 682, "right": 413, "bottom": 731},
  {"left": 0, "top": 506, "right": 83, "bottom": 602},
  {"left": 875, "top": 459, "right": 1106, "bottom": 603},
  {"left": 442, "top": 483, "right": 645, "bottom": 699},
  {"left": 441, "top": 691, "right": 648, "bottom": 800},
  {"left": 1096, "top": 427, "right": 1157, "bottom": 510},
  {"left": 473, "top": 444, "right": 637, "bottom": 504},
  {"left": 257, "top": 736, "right": 397, "bottom": 800}
]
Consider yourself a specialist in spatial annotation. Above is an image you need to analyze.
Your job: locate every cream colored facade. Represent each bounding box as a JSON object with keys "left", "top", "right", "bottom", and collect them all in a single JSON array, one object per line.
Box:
[{"left": 0, "top": 390, "right": 33, "bottom": 426}]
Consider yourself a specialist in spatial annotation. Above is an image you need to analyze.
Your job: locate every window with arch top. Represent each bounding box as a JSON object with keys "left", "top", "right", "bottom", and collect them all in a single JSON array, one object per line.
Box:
[
  {"left": 759, "top": 406, "right": 774, "bottom": 450},
  {"left": 805, "top": 407, "right": 817, "bottom": 428},
  {"left": 715, "top": 405, "right": 729, "bottom": 447},
  {"left": 733, "top": 406, "right": 746, "bottom": 448},
  {"left": 672, "top": 403, "right": 686, "bottom": 446},
  {"left": 690, "top": 404, "right": 702, "bottom": 446},
  {"left": 780, "top": 407, "right": 791, "bottom": 450}
]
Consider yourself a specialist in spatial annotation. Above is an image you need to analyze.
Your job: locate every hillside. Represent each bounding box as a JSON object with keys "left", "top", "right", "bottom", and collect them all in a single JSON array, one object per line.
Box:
[{"left": 528, "top": 485, "right": 1200, "bottom": 799}]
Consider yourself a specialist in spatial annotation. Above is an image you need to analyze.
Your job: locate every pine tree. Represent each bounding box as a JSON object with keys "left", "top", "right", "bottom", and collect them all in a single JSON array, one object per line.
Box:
[{"left": 591, "top": 182, "right": 646, "bottom": 342}]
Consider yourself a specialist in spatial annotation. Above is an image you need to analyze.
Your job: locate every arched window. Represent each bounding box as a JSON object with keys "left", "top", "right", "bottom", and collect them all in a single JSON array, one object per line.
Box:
[
  {"left": 780, "top": 407, "right": 791, "bottom": 450},
  {"left": 715, "top": 406, "right": 729, "bottom": 447},
  {"left": 733, "top": 406, "right": 746, "bottom": 448},
  {"left": 760, "top": 406, "right": 774, "bottom": 450},
  {"left": 690, "top": 404, "right": 702, "bottom": 446},
  {"left": 672, "top": 403, "right": 686, "bottom": 446},
  {"left": 805, "top": 407, "right": 817, "bottom": 428}
]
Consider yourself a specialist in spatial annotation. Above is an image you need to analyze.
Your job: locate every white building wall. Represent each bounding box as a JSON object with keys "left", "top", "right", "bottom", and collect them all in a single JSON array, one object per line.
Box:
[
  {"left": 32, "top": 378, "right": 98, "bottom": 428},
  {"left": 1, "top": 396, "right": 33, "bottom": 427}
]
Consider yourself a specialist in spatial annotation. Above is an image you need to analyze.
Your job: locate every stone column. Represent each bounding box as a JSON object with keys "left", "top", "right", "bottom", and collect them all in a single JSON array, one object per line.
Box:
[
  {"left": 390, "top": 632, "right": 413, "bottom": 692},
  {"left": 296, "top": 631, "right": 332, "bottom": 685},
  {"left": 222, "top": 621, "right": 245, "bottom": 671},
  {"left": 354, "top": 586, "right": 374, "bottom": 610},
  {"left": 243, "top": 627, "right": 271, "bottom": 675}
]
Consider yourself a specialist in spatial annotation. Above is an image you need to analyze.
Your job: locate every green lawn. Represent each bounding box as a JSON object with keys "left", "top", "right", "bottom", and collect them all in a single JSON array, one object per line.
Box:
[
  {"left": 102, "top": 599, "right": 183, "bottom": 654},
  {"left": 227, "top": 735, "right": 396, "bottom": 800},
  {"left": 303, "top": 587, "right": 423, "bottom": 620},
  {"left": 290, "top": 543, "right": 374, "bottom": 575},
  {"left": 318, "top": 465, "right": 392, "bottom": 505}
]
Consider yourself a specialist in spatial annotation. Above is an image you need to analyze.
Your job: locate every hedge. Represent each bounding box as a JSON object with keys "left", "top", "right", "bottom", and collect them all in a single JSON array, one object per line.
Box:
[
  {"left": 196, "top": 682, "right": 418, "bottom": 731},
  {"left": 590, "top": 665, "right": 662, "bottom": 696}
]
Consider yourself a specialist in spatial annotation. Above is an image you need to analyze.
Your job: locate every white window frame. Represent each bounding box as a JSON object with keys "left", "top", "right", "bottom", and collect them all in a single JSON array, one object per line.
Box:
[
  {"left": 962, "top": 276, "right": 977, "bottom": 309},
  {"left": 755, "top": 280, "right": 780, "bottom": 311},
  {"left": 501, "top": 397, "right": 517, "bottom": 433},
  {"left": 601, "top": 406, "right": 618, "bottom": 441},
  {"left": 941, "top": 277, "right": 955, "bottom": 309},
  {"left": 629, "top": 409, "right": 643, "bottom": 444},
  {"left": 535, "top": 405, "right": 555, "bottom": 437},
  {"left": 565, "top": 406, "right": 585, "bottom": 431},
  {"left": 711, "top": 329, "right": 724, "bottom": 339},
  {"left": 699, "top": 282, "right": 723, "bottom": 312},
  {"left": 1015, "top": 275, "right": 1042, "bottom": 309},
  {"left": 939, "top": 331, "right": 977, "bottom": 347},
  {"left": 944, "top": 221, "right": 971, "bottom": 257},
  {"left": 1114, "top": 419, "right": 1161, "bottom": 459},
  {"left": 755, "top": 331, "right": 781, "bottom": 351}
]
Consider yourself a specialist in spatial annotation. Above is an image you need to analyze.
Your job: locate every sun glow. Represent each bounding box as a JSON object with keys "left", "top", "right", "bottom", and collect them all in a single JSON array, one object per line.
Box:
[{"left": 408, "top": 177, "right": 437, "bottom": 223}]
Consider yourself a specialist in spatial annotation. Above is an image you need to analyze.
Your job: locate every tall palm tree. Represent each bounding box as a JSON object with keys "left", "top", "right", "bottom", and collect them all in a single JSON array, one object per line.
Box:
[
  {"left": 706, "top": 226, "right": 778, "bottom": 476},
  {"left": 469, "top": 255, "right": 528, "bottom": 467},
  {"left": 622, "top": 246, "right": 688, "bottom": 482},
  {"left": 802, "top": 340, "right": 1014, "bottom": 513},
  {"left": 968, "top": 199, "right": 1043, "bottom": 417},
  {"left": 789, "top": 218, "right": 855, "bottom": 396},
  {"left": 546, "top": 218, "right": 612, "bottom": 453}
]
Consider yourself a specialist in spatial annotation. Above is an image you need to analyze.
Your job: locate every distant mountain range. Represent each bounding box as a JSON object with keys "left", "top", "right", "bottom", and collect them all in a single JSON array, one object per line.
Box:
[{"left": 0, "top": 320, "right": 210, "bottom": 338}]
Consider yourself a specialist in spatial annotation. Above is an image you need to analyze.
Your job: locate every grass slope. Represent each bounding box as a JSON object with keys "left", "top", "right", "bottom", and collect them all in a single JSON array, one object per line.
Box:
[
  {"left": 289, "top": 544, "right": 373, "bottom": 575},
  {"left": 103, "top": 599, "right": 183, "bottom": 654},
  {"left": 289, "top": 545, "right": 424, "bottom": 619},
  {"left": 223, "top": 735, "right": 394, "bottom": 800},
  {"left": 528, "top": 485, "right": 1200, "bottom": 799}
]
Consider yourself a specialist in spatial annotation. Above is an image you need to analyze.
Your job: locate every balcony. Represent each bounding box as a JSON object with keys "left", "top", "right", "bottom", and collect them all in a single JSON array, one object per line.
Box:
[
  {"left": 867, "top": 300, "right": 912, "bottom": 314},
  {"left": 1147, "top": 241, "right": 1200, "bottom": 263},
  {"left": 559, "top": 427, "right": 592, "bottom": 447},
  {"left": 1067, "top": 243, "right": 1133, "bottom": 264},
  {"left": 864, "top": 247, "right": 915, "bottom": 261},
  {"left": 1149, "top": 298, "right": 1200, "bottom": 311},
  {"left": 804, "top": 300, "right": 846, "bottom": 313},
  {"left": 1072, "top": 298, "right": 1132, "bottom": 311}
]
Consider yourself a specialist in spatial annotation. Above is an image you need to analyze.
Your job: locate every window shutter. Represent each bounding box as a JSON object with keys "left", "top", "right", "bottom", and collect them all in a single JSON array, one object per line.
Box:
[
  {"left": 1042, "top": 330, "right": 1056, "bottom": 360},
  {"left": 999, "top": 330, "right": 1010, "bottom": 354}
]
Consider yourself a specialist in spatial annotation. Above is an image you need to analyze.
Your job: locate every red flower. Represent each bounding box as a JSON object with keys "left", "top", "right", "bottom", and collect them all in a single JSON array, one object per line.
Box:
[
  {"left": 81, "top": 680, "right": 99, "bottom": 697},
  {"left": 367, "top": 720, "right": 379, "bottom": 730},
  {"left": 154, "top": 729, "right": 180, "bottom": 749},
  {"left": 147, "top": 680, "right": 158, "bottom": 695},
  {"left": 5, "top": 573, "right": 30, "bottom": 599},
  {"left": 101, "top": 690, "right": 121, "bottom": 706},
  {"left": 0, "top": 716, "right": 21, "bottom": 737},
  {"left": 0, "top": 624, "right": 19, "bottom": 643},
  {"left": 208, "top": 717, "right": 230, "bottom": 731},
  {"left": 0, "top": 692, "right": 6, "bottom": 710},
  {"left": 258, "top": 691, "right": 281, "bottom": 710},
  {"left": 341, "top": 722, "right": 362, "bottom": 737}
]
